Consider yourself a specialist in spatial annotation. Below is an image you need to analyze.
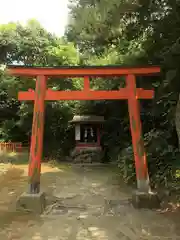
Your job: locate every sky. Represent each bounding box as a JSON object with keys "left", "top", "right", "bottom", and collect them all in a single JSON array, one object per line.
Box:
[{"left": 0, "top": 0, "right": 69, "bottom": 36}]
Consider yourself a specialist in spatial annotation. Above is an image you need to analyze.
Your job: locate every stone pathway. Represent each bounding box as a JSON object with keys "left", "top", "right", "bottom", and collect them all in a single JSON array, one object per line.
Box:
[{"left": 0, "top": 164, "right": 180, "bottom": 239}]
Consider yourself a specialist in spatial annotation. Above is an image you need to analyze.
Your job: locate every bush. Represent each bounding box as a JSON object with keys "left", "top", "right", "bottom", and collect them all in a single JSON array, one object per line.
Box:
[{"left": 117, "top": 146, "right": 136, "bottom": 184}]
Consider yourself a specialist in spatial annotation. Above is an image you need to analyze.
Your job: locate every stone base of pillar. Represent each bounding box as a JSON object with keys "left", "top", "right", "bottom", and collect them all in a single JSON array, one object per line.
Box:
[
  {"left": 16, "top": 191, "right": 46, "bottom": 214},
  {"left": 132, "top": 190, "right": 161, "bottom": 209}
]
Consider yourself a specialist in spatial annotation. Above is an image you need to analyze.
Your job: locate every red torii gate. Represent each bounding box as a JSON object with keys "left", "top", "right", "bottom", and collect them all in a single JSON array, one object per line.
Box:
[{"left": 8, "top": 65, "right": 160, "bottom": 195}]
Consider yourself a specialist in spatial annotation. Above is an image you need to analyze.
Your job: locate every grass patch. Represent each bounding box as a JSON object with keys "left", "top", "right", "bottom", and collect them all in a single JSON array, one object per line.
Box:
[
  {"left": 48, "top": 159, "right": 72, "bottom": 171},
  {"left": 0, "top": 151, "right": 29, "bottom": 165},
  {"left": 0, "top": 167, "right": 24, "bottom": 185},
  {"left": 175, "top": 169, "right": 180, "bottom": 179}
]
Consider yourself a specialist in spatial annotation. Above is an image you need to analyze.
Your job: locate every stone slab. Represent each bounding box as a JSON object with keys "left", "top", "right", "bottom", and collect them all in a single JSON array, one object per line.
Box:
[
  {"left": 16, "top": 191, "right": 46, "bottom": 214},
  {"left": 131, "top": 190, "right": 161, "bottom": 209}
]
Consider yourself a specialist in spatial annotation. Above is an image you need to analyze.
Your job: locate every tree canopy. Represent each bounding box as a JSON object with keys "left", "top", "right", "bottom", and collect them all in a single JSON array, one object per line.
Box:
[{"left": 1, "top": 0, "right": 180, "bottom": 189}]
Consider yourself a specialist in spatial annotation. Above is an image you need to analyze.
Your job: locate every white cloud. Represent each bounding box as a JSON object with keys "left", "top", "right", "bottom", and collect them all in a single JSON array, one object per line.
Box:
[{"left": 0, "top": 0, "right": 69, "bottom": 36}]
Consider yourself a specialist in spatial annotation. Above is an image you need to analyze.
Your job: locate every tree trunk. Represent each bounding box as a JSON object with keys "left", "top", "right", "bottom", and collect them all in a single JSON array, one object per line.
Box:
[{"left": 175, "top": 93, "right": 180, "bottom": 148}]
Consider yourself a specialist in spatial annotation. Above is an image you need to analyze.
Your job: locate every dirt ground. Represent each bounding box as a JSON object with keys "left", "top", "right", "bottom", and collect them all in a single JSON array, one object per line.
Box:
[{"left": 0, "top": 163, "right": 180, "bottom": 240}]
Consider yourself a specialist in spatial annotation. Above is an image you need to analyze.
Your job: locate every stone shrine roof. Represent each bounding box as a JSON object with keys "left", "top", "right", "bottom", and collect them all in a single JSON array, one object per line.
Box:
[{"left": 70, "top": 115, "right": 105, "bottom": 123}]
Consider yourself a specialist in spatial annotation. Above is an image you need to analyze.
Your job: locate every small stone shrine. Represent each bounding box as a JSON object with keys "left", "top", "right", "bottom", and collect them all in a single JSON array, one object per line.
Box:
[{"left": 70, "top": 115, "right": 104, "bottom": 163}]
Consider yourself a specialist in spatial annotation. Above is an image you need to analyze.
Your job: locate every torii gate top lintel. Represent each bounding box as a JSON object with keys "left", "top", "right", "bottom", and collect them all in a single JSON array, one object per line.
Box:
[{"left": 7, "top": 64, "right": 161, "bottom": 77}]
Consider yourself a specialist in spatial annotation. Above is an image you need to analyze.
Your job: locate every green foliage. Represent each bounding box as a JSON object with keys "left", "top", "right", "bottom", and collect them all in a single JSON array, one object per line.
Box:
[
  {"left": 144, "top": 129, "right": 180, "bottom": 187},
  {"left": 0, "top": 20, "right": 79, "bottom": 157},
  {"left": 117, "top": 146, "right": 136, "bottom": 184}
]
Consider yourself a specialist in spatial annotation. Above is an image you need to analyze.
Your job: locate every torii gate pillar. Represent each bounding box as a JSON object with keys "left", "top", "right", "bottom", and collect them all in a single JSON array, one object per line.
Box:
[
  {"left": 28, "top": 75, "right": 46, "bottom": 193},
  {"left": 127, "top": 74, "right": 150, "bottom": 192}
]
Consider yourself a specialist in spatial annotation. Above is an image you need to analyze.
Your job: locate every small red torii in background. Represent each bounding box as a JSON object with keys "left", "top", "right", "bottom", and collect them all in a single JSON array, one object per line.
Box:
[{"left": 8, "top": 65, "right": 160, "bottom": 195}]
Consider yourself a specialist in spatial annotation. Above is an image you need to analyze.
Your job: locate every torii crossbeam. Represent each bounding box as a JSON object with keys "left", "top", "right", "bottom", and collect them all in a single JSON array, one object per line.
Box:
[{"left": 8, "top": 65, "right": 160, "bottom": 195}]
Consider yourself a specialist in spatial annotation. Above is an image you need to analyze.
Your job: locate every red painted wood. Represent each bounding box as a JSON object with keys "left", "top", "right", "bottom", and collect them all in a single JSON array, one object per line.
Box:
[
  {"left": 76, "top": 144, "right": 102, "bottom": 150},
  {"left": 0, "top": 142, "right": 22, "bottom": 152},
  {"left": 8, "top": 66, "right": 161, "bottom": 76},
  {"left": 126, "top": 74, "right": 150, "bottom": 192},
  {"left": 28, "top": 75, "right": 47, "bottom": 193},
  {"left": 84, "top": 76, "right": 90, "bottom": 91},
  {"left": 76, "top": 143, "right": 100, "bottom": 147},
  {"left": 18, "top": 89, "right": 154, "bottom": 101},
  {"left": 97, "top": 127, "right": 101, "bottom": 146},
  {"left": 12, "top": 65, "right": 160, "bottom": 193}
]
